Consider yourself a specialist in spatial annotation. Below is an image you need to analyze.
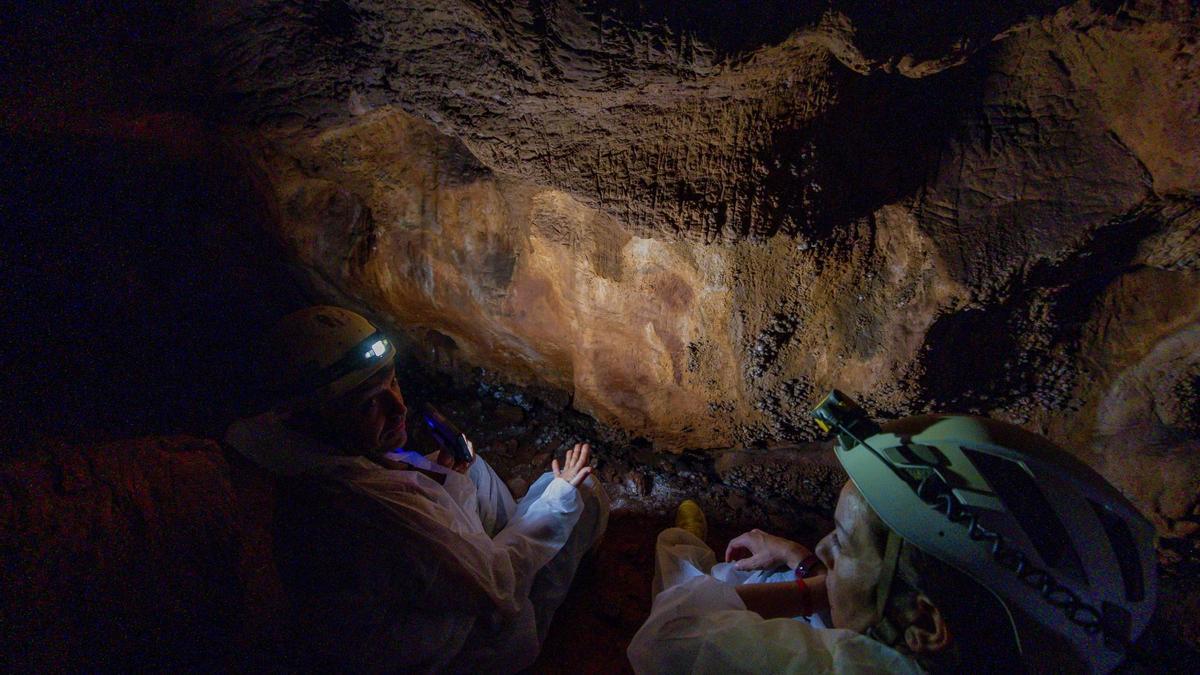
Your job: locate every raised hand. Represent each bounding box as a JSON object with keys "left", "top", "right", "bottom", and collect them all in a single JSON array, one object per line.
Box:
[
  {"left": 724, "top": 528, "right": 813, "bottom": 572},
  {"left": 552, "top": 443, "right": 593, "bottom": 488}
]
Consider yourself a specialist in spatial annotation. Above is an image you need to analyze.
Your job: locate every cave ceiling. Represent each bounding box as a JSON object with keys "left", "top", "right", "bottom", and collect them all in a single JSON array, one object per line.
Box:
[
  {"left": 194, "top": 0, "right": 1199, "bottom": 534},
  {"left": 209, "top": 0, "right": 1085, "bottom": 241}
]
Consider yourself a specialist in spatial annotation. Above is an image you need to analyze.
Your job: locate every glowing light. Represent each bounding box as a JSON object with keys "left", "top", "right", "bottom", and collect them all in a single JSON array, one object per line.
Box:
[{"left": 370, "top": 340, "right": 386, "bottom": 357}]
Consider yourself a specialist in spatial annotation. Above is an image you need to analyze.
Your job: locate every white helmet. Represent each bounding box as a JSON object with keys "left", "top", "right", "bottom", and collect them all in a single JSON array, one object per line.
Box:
[{"left": 811, "top": 390, "right": 1156, "bottom": 673}]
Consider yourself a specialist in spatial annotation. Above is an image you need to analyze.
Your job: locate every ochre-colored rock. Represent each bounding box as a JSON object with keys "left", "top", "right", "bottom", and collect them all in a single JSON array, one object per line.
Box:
[{"left": 208, "top": 1, "right": 1200, "bottom": 535}]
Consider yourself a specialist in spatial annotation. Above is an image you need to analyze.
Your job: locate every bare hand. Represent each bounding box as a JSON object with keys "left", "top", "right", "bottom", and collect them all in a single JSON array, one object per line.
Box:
[
  {"left": 552, "top": 443, "right": 593, "bottom": 488},
  {"left": 725, "top": 529, "right": 812, "bottom": 571},
  {"left": 435, "top": 434, "right": 474, "bottom": 475}
]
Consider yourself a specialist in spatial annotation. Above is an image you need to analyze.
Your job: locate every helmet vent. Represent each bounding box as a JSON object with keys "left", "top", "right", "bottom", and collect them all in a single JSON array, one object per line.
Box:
[
  {"left": 1088, "top": 499, "right": 1145, "bottom": 602},
  {"left": 964, "top": 449, "right": 1086, "bottom": 583}
]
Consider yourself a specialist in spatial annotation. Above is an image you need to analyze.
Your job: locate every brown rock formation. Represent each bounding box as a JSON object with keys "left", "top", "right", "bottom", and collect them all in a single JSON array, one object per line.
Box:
[
  {"left": 4, "top": 0, "right": 1200, "bottom": 667},
  {"left": 195, "top": 1, "right": 1200, "bottom": 535}
]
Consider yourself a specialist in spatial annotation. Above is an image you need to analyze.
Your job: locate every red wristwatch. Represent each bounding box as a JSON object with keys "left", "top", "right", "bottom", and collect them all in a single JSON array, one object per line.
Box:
[
  {"left": 795, "top": 553, "right": 821, "bottom": 578},
  {"left": 793, "top": 572, "right": 813, "bottom": 616}
]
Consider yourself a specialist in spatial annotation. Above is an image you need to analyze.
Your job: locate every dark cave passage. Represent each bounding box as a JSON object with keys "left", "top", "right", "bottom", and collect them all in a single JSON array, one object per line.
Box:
[{"left": 1, "top": 132, "right": 302, "bottom": 445}]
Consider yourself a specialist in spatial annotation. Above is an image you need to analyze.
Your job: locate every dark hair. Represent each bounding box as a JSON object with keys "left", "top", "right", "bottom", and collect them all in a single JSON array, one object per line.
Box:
[
  {"left": 886, "top": 543, "right": 1018, "bottom": 673},
  {"left": 866, "top": 510, "right": 1085, "bottom": 674}
]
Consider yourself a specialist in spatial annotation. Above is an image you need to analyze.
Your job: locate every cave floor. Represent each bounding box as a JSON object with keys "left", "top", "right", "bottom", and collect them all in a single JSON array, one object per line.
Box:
[
  {"left": 529, "top": 511, "right": 758, "bottom": 674},
  {"left": 385, "top": 373, "right": 1200, "bottom": 671}
]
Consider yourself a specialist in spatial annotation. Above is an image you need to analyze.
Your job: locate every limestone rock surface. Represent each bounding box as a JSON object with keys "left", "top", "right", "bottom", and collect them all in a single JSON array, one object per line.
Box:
[{"left": 196, "top": 1, "right": 1200, "bottom": 536}]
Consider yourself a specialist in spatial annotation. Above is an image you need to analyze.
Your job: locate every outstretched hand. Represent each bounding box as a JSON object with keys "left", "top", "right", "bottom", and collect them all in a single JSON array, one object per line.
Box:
[
  {"left": 724, "top": 529, "right": 813, "bottom": 572},
  {"left": 552, "top": 443, "right": 593, "bottom": 488}
]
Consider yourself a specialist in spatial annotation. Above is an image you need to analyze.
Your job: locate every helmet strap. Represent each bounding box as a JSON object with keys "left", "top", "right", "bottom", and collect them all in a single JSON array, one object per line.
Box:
[{"left": 867, "top": 529, "right": 905, "bottom": 648}]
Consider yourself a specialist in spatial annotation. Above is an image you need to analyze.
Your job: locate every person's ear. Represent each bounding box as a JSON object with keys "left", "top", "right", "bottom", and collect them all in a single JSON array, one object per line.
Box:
[{"left": 903, "top": 595, "right": 952, "bottom": 654}]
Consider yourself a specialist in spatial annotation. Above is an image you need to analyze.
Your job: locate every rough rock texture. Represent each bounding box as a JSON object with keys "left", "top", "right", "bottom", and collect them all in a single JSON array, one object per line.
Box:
[
  {"left": 0, "top": 437, "right": 285, "bottom": 671},
  {"left": 401, "top": 370, "right": 844, "bottom": 533},
  {"left": 198, "top": 0, "right": 1200, "bottom": 541},
  {"left": 5, "top": 0, "right": 1200, "bottom": 667},
  {"left": 0, "top": 428, "right": 834, "bottom": 672}
]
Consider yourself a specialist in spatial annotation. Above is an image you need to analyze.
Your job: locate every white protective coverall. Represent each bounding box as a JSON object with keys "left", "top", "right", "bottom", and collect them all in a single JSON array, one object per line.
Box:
[
  {"left": 627, "top": 527, "right": 923, "bottom": 674},
  {"left": 226, "top": 412, "right": 609, "bottom": 674}
]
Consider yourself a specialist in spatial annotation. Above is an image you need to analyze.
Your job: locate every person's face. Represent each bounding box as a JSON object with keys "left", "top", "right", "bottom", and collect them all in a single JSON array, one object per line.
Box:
[
  {"left": 321, "top": 364, "right": 408, "bottom": 454},
  {"left": 815, "top": 481, "right": 888, "bottom": 632}
]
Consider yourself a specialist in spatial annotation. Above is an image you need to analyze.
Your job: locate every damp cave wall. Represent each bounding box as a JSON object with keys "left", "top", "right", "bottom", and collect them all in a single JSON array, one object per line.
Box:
[
  {"left": 191, "top": 0, "right": 1200, "bottom": 542},
  {"left": 4, "top": 0, "right": 1200, "bottom": 551}
]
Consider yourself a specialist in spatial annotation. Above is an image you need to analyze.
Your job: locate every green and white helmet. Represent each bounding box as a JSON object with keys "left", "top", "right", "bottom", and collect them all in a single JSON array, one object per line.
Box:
[{"left": 812, "top": 390, "right": 1156, "bottom": 673}]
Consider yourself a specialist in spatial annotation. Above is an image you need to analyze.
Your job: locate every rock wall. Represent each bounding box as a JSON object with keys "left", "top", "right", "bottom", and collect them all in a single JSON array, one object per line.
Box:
[
  {"left": 196, "top": 2, "right": 1200, "bottom": 535},
  {"left": 1, "top": 1, "right": 1199, "bottom": 664},
  {"left": 0, "top": 437, "right": 285, "bottom": 671}
]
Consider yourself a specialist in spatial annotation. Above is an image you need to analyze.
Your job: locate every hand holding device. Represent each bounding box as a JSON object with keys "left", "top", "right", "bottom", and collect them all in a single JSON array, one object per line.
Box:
[{"left": 422, "top": 403, "right": 474, "bottom": 465}]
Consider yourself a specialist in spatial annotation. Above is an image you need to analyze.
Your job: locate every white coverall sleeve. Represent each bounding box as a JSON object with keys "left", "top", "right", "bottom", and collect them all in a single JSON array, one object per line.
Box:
[
  {"left": 628, "top": 528, "right": 924, "bottom": 675},
  {"left": 224, "top": 413, "right": 585, "bottom": 672},
  {"left": 347, "top": 470, "right": 583, "bottom": 617},
  {"left": 628, "top": 576, "right": 924, "bottom": 674}
]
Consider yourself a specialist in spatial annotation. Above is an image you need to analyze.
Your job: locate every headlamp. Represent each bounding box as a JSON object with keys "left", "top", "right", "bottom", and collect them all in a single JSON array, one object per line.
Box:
[
  {"left": 365, "top": 339, "right": 388, "bottom": 359},
  {"left": 811, "top": 389, "right": 880, "bottom": 450},
  {"left": 291, "top": 331, "right": 394, "bottom": 396}
]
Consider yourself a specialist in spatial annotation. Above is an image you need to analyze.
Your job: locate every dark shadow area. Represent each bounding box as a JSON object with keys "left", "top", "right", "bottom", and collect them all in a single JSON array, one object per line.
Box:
[
  {"left": 831, "top": 0, "right": 1070, "bottom": 66},
  {"left": 0, "top": 1, "right": 205, "bottom": 116},
  {"left": 919, "top": 200, "right": 1170, "bottom": 413},
  {"left": 1119, "top": 572, "right": 1200, "bottom": 674},
  {"left": 0, "top": 129, "right": 304, "bottom": 449},
  {"left": 764, "top": 55, "right": 986, "bottom": 242}
]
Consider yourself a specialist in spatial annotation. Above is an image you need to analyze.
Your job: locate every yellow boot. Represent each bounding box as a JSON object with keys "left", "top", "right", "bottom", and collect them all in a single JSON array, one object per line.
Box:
[{"left": 675, "top": 499, "right": 707, "bottom": 541}]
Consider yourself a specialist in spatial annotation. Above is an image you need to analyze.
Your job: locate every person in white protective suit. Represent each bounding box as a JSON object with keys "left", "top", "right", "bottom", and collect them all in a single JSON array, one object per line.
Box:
[
  {"left": 225, "top": 305, "right": 609, "bottom": 673},
  {"left": 629, "top": 390, "right": 1157, "bottom": 674}
]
